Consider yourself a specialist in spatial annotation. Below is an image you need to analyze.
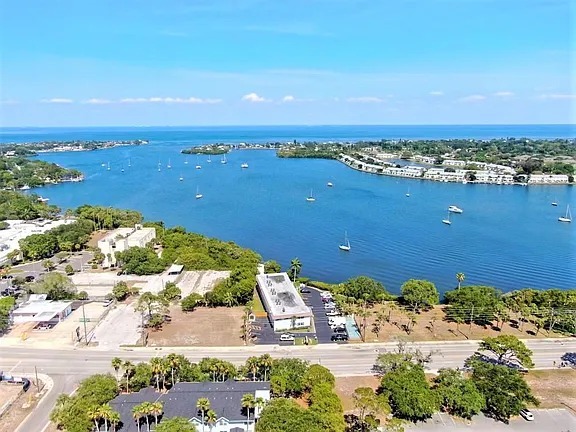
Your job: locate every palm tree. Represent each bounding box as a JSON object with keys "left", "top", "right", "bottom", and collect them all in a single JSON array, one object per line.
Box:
[
  {"left": 109, "top": 410, "right": 121, "bottom": 432},
  {"left": 289, "top": 257, "right": 302, "bottom": 282},
  {"left": 357, "top": 309, "right": 371, "bottom": 342},
  {"left": 246, "top": 356, "right": 259, "bottom": 381},
  {"left": 123, "top": 360, "right": 135, "bottom": 393},
  {"left": 456, "top": 272, "right": 465, "bottom": 289},
  {"left": 140, "top": 402, "right": 152, "bottom": 432},
  {"left": 111, "top": 357, "right": 123, "bottom": 382},
  {"left": 166, "top": 353, "right": 182, "bottom": 386},
  {"left": 259, "top": 354, "right": 273, "bottom": 381},
  {"left": 223, "top": 291, "right": 236, "bottom": 307},
  {"left": 149, "top": 401, "right": 163, "bottom": 428},
  {"left": 132, "top": 404, "right": 143, "bottom": 432},
  {"left": 205, "top": 409, "right": 217, "bottom": 431},
  {"left": 254, "top": 397, "right": 266, "bottom": 420},
  {"left": 196, "top": 398, "right": 210, "bottom": 432},
  {"left": 150, "top": 357, "right": 164, "bottom": 392},
  {"left": 98, "top": 404, "right": 114, "bottom": 432},
  {"left": 88, "top": 406, "right": 101, "bottom": 432},
  {"left": 241, "top": 393, "right": 256, "bottom": 431}
]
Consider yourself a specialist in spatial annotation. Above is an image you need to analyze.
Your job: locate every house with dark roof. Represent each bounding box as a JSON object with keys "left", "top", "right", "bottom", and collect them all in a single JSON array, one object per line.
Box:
[{"left": 110, "top": 381, "right": 270, "bottom": 432}]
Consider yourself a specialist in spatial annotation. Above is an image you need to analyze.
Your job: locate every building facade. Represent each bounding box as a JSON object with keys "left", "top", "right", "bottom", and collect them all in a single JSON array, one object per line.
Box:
[{"left": 97, "top": 224, "right": 156, "bottom": 267}]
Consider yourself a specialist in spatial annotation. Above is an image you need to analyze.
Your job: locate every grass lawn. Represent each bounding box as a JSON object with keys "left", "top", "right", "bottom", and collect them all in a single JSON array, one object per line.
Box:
[
  {"left": 295, "top": 336, "right": 318, "bottom": 345},
  {"left": 525, "top": 369, "right": 576, "bottom": 409},
  {"left": 251, "top": 289, "right": 267, "bottom": 317}
]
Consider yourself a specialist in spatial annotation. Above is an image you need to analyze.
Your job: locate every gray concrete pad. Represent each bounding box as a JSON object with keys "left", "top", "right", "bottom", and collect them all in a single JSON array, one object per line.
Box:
[{"left": 405, "top": 409, "right": 576, "bottom": 432}]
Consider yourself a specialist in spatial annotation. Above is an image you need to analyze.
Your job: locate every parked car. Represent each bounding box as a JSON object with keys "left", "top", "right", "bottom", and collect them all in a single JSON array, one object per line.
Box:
[
  {"left": 333, "top": 327, "right": 347, "bottom": 334},
  {"left": 24, "top": 275, "right": 35, "bottom": 282},
  {"left": 300, "top": 288, "right": 311, "bottom": 294},
  {"left": 331, "top": 334, "right": 348, "bottom": 341},
  {"left": 519, "top": 409, "right": 534, "bottom": 421},
  {"left": 326, "top": 310, "right": 341, "bottom": 317},
  {"left": 323, "top": 302, "right": 336, "bottom": 309},
  {"left": 279, "top": 333, "right": 295, "bottom": 341}
]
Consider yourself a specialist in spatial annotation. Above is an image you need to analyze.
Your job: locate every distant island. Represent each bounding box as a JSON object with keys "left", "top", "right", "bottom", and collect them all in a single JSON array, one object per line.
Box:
[
  {"left": 0, "top": 155, "right": 83, "bottom": 190},
  {"left": 0, "top": 139, "right": 148, "bottom": 157}
]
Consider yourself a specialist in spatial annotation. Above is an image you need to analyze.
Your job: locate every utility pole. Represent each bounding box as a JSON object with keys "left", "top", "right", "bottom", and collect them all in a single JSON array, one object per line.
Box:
[
  {"left": 34, "top": 366, "right": 40, "bottom": 392},
  {"left": 469, "top": 305, "right": 474, "bottom": 334},
  {"left": 81, "top": 301, "right": 88, "bottom": 345}
]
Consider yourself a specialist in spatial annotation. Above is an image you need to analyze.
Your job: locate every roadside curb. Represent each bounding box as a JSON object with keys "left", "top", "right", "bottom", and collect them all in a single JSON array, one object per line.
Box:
[{"left": 14, "top": 373, "right": 54, "bottom": 432}]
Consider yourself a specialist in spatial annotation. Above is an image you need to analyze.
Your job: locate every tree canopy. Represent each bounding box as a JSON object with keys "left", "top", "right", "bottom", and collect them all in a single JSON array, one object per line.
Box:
[
  {"left": 115, "top": 246, "right": 166, "bottom": 275},
  {"left": 444, "top": 285, "right": 502, "bottom": 325},
  {"left": 155, "top": 417, "right": 197, "bottom": 432},
  {"left": 433, "top": 368, "right": 485, "bottom": 419},
  {"left": 256, "top": 398, "right": 326, "bottom": 432},
  {"left": 477, "top": 335, "right": 534, "bottom": 369},
  {"left": 400, "top": 279, "right": 439, "bottom": 312},
  {"left": 342, "top": 276, "right": 392, "bottom": 303},
  {"left": 31, "top": 273, "right": 76, "bottom": 300}
]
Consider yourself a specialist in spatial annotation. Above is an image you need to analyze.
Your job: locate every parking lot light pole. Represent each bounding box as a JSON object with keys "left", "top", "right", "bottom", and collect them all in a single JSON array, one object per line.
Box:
[{"left": 81, "top": 302, "right": 88, "bottom": 345}]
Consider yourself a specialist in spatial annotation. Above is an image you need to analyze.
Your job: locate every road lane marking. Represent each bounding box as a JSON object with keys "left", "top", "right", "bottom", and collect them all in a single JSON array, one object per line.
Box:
[{"left": 8, "top": 360, "right": 21, "bottom": 373}]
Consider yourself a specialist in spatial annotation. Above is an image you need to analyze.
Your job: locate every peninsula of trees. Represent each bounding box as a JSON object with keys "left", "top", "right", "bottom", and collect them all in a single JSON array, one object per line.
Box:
[
  {"left": 0, "top": 139, "right": 148, "bottom": 156},
  {"left": 0, "top": 156, "right": 83, "bottom": 190}
]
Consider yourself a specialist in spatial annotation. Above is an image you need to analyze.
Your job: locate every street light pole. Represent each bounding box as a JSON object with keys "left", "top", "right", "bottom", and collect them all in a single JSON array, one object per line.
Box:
[{"left": 81, "top": 302, "right": 88, "bottom": 345}]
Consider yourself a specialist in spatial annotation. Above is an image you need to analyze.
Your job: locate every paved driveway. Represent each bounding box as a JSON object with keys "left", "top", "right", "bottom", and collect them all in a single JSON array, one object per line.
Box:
[
  {"left": 301, "top": 288, "right": 342, "bottom": 344},
  {"left": 406, "top": 409, "right": 576, "bottom": 432}
]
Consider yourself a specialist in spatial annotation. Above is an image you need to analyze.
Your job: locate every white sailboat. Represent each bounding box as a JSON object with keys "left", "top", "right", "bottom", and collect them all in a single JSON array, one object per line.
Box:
[
  {"left": 121, "top": 164, "right": 125, "bottom": 173},
  {"left": 405, "top": 188, "right": 410, "bottom": 197},
  {"left": 551, "top": 198, "right": 558, "bottom": 206},
  {"left": 306, "top": 189, "right": 316, "bottom": 202},
  {"left": 167, "top": 159, "right": 172, "bottom": 169},
  {"left": 448, "top": 205, "right": 463, "bottom": 213},
  {"left": 327, "top": 182, "right": 333, "bottom": 187},
  {"left": 558, "top": 205, "right": 572, "bottom": 223},
  {"left": 179, "top": 173, "right": 184, "bottom": 181},
  {"left": 107, "top": 162, "right": 111, "bottom": 171},
  {"left": 241, "top": 162, "right": 249, "bottom": 169},
  {"left": 221, "top": 154, "right": 227, "bottom": 164},
  {"left": 195, "top": 186, "right": 203, "bottom": 199},
  {"left": 128, "top": 158, "right": 131, "bottom": 168},
  {"left": 196, "top": 157, "right": 202, "bottom": 169},
  {"left": 101, "top": 163, "right": 106, "bottom": 167},
  {"left": 207, "top": 155, "right": 212, "bottom": 163},
  {"left": 184, "top": 157, "right": 188, "bottom": 165},
  {"left": 442, "top": 212, "right": 452, "bottom": 225},
  {"left": 339, "top": 231, "right": 351, "bottom": 251}
]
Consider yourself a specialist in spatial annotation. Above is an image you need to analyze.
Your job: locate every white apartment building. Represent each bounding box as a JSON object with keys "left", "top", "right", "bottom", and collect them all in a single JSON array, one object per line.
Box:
[
  {"left": 474, "top": 171, "right": 515, "bottom": 184},
  {"left": 443, "top": 159, "right": 467, "bottom": 167},
  {"left": 381, "top": 166, "right": 426, "bottom": 178},
  {"left": 423, "top": 168, "right": 467, "bottom": 182},
  {"left": 528, "top": 174, "right": 570, "bottom": 184},
  {"left": 97, "top": 224, "right": 156, "bottom": 267}
]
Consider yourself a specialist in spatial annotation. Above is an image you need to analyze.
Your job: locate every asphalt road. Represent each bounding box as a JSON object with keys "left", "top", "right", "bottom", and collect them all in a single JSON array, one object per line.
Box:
[{"left": 2, "top": 338, "right": 574, "bottom": 431}]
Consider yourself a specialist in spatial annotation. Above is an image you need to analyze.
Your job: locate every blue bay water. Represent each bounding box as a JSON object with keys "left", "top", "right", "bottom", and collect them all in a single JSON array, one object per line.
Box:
[{"left": 1, "top": 125, "right": 574, "bottom": 294}]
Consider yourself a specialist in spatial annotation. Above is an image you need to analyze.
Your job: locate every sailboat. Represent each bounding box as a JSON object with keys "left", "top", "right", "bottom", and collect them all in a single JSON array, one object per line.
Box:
[
  {"left": 405, "top": 188, "right": 410, "bottom": 197},
  {"left": 128, "top": 158, "right": 131, "bottom": 168},
  {"left": 207, "top": 155, "right": 212, "bottom": 163},
  {"left": 327, "top": 182, "right": 333, "bottom": 187},
  {"left": 306, "top": 189, "right": 316, "bottom": 202},
  {"left": 195, "top": 157, "right": 202, "bottom": 169},
  {"left": 195, "top": 186, "right": 203, "bottom": 199},
  {"left": 241, "top": 162, "right": 249, "bottom": 169},
  {"left": 558, "top": 205, "right": 572, "bottom": 223},
  {"left": 121, "top": 164, "right": 125, "bottom": 173},
  {"left": 167, "top": 159, "right": 172, "bottom": 169},
  {"left": 221, "top": 154, "right": 227, "bottom": 164},
  {"left": 101, "top": 163, "right": 106, "bottom": 167},
  {"left": 442, "top": 212, "right": 452, "bottom": 225},
  {"left": 339, "top": 231, "right": 351, "bottom": 251},
  {"left": 107, "top": 162, "right": 111, "bottom": 171},
  {"left": 551, "top": 198, "right": 558, "bottom": 206},
  {"left": 179, "top": 173, "right": 184, "bottom": 181},
  {"left": 184, "top": 157, "right": 188, "bottom": 165}
]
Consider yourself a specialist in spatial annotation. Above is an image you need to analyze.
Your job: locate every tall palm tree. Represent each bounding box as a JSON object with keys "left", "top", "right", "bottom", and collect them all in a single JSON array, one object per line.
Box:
[
  {"left": 150, "top": 357, "right": 164, "bottom": 392},
  {"left": 289, "top": 257, "right": 302, "bottom": 282},
  {"left": 456, "top": 272, "right": 465, "bottom": 289},
  {"left": 149, "top": 401, "right": 164, "bottom": 428},
  {"left": 254, "top": 397, "right": 266, "bottom": 420},
  {"left": 109, "top": 410, "right": 121, "bottom": 432},
  {"left": 87, "top": 406, "right": 100, "bottom": 432},
  {"left": 196, "top": 398, "right": 210, "bottom": 432},
  {"left": 205, "top": 410, "right": 217, "bottom": 431},
  {"left": 246, "top": 356, "right": 259, "bottom": 381},
  {"left": 258, "top": 354, "right": 273, "bottom": 381},
  {"left": 140, "top": 402, "right": 152, "bottom": 432},
  {"left": 166, "top": 353, "right": 182, "bottom": 386},
  {"left": 98, "top": 404, "right": 114, "bottom": 432},
  {"left": 241, "top": 393, "right": 256, "bottom": 431},
  {"left": 111, "top": 357, "right": 123, "bottom": 382},
  {"left": 123, "top": 361, "right": 135, "bottom": 393},
  {"left": 132, "top": 404, "right": 143, "bottom": 432}
]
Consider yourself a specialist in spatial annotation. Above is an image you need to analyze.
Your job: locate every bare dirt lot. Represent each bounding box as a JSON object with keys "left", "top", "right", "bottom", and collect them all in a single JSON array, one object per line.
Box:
[
  {"left": 0, "top": 383, "right": 42, "bottom": 432},
  {"left": 147, "top": 306, "right": 245, "bottom": 347},
  {"left": 355, "top": 304, "right": 565, "bottom": 343},
  {"left": 525, "top": 369, "right": 576, "bottom": 410}
]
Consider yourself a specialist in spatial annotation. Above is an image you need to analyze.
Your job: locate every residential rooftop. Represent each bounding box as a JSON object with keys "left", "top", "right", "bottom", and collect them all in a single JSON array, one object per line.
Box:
[{"left": 256, "top": 272, "right": 313, "bottom": 320}]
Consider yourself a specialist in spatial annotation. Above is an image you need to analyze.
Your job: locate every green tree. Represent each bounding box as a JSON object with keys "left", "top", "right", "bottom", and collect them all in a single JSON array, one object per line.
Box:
[
  {"left": 159, "top": 282, "right": 181, "bottom": 302},
  {"left": 342, "top": 276, "right": 391, "bottom": 303},
  {"left": 444, "top": 285, "right": 502, "bottom": 326},
  {"left": 115, "top": 246, "right": 166, "bottom": 275},
  {"left": 456, "top": 272, "right": 465, "bottom": 289},
  {"left": 477, "top": 335, "right": 534, "bottom": 368},
  {"left": 19, "top": 233, "right": 58, "bottom": 260},
  {"left": 270, "top": 358, "right": 310, "bottom": 397},
  {"left": 181, "top": 293, "right": 204, "bottom": 311},
  {"left": 401, "top": 279, "right": 439, "bottom": 312},
  {"left": 150, "top": 401, "right": 164, "bottom": 428},
  {"left": 205, "top": 409, "right": 217, "bottom": 430},
  {"left": 470, "top": 361, "right": 539, "bottom": 423},
  {"left": 31, "top": 272, "right": 76, "bottom": 300},
  {"left": 289, "top": 257, "right": 302, "bottom": 282},
  {"left": 196, "top": 397, "right": 210, "bottom": 432},
  {"left": 156, "top": 417, "right": 197, "bottom": 432},
  {"left": 241, "top": 393, "right": 256, "bottom": 430},
  {"left": 379, "top": 363, "right": 438, "bottom": 422},
  {"left": 432, "top": 368, "right": 485, "bottom": 419},
  {"left": 42, "top": 259, "right": 54, "bottom": 271},
  {"left": 111, "top": 357, "right": 123, "bottom": 382},
  {"left": 308, "top": 382, "right": 346, "bottom": 432},
  {"left": 352, "top": 387, "right": 390, "bottom": 430},
  {"left": 256, "top": 398, "right": 326, "bottom": 432},
  {"left": 373, "top": 340, "right": 434, "bottom": 375},
  {"left": 64, "top": 264, "right": 74, "bottom": 275},
  {"left": 0, "top": 296, "right": 16, "bottom": 332},
  {"left": 112, "top": 281, "right": 130, "bottom": 301},
  {"left": 263, "top": 260, "right": 281, "bottom": 273},
  {"left": 303, "top": 364, "right": 335, "bottom": 392}
]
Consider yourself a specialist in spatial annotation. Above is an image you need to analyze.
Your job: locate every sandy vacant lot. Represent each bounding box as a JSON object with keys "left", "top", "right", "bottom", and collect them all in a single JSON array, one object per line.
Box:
[
  {"left": 355, "top": 304, "right": 564, "bottom": 343},
  {"left": 147, "top": 306, "right": 245, "bottom": 347}
]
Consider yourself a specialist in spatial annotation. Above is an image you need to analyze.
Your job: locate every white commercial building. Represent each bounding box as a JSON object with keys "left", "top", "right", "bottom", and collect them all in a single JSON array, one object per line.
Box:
[
  {"left": 11, "top": 294, "right": 73, "bottom": 324},
  {"left": 528, "top": 174, "right": 570, "bottom": 184},
  {"left": 97, "top": 224, "right": 156, "bottom": 267},
  {"left": 382, "top": 166, "right": 426, "bottom": 178},
  {"left": 256, "top": 272, "right": 313, "bottom": 332}
]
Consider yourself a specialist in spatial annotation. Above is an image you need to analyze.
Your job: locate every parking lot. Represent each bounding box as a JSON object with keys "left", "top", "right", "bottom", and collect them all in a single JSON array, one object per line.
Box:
[
  {"left": 405, "top": 409, "right": 576, "bottom": 432},
  {"left": 252, "top": 287, "right": 348, "bottom": 345}
]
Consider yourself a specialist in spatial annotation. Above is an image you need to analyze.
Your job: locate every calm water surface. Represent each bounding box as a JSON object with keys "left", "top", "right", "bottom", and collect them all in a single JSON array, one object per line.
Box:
[{"left": 1, "top": 125, "right": 574, "bottom": 294}]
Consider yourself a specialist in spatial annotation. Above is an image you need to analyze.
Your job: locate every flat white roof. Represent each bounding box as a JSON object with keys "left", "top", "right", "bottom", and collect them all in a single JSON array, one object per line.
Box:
[
  {"left": 256, "top": 272, "right": 312, "bottom": 320},
  {"left": 13, "top": 300, "right": 73, "bottom": 316},
  {"left": 128, "top": 227, "right": 155, "bottom": 242},
  {"left": 98, "top": 228, "right": 134, "bottom": 243},
  {"left": 168, "top": 264, "right": 184, "bottom": 273}
]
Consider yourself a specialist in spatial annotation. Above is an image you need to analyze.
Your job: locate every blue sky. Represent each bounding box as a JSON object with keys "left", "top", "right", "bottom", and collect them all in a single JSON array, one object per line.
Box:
[{"left": 0, "top": 0, "right": 574, "bottom": 126}]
